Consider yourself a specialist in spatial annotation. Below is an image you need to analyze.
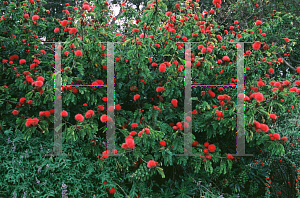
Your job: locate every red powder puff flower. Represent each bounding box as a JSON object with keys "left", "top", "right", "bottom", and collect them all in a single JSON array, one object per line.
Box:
[
  {"left": 100, "top": 115, "right": 107, "bottom": 122},
  {"left": 208, "top": 144, "right": 216, "bottom": 152},
  {"left": 98, "top": 105, "right": 104, "bottom": 111},
  {"left": 44, "top": 111, "right": 50, "bottom": 117},
  {"left": 206, "top": 154, "right": 212, "bottom": 160},
  {"left": 32, "top": 15, "right": 39, "bottom": 21},
  {"left": 61, "top": 110, "right": 68, "bottom": 117},
  {"left": 60, "top": 20, "right": 68, "bottom": 27},
  {"left": 273, "top": 133, "right": 280, "bottom": 139},
  {"left": 115, "top": 104, "right": 121, "bottom": 110},
  {"left": 20, "top": 97, "right": 26, "bottom": 104},
  {"left": 261, "top": 33, "right": 266, "bottom": 37},
  {"left": 134, "top": 94, "right": 140, "bottom": 101},
  {"left": 54, "top": 28, "right": 59, "bottom": 33},
  {"left": 171, "top": 99, "right": 178, "bottom": 107},
  {"left": 75, "top": 114, "right": 84, "bottom": 122},
  {"left": 12, "top": 110, "right": 19, "bottom": 115},
  {"left": 260, "top": 123, "right": 269, "bottom": 132},
  {"left": 24, "top": 14, "right": 29, "bottom": 19},
  {"left": 257, "top": 81, "right": 264, "bottom": 87},
  {"left": 122, "top": 143, "right": 128, "bottom": 149},
  {"left": 222, "top": 56, "right": 230, "bottom": 61},
  {"left": 270, "top": 114, "right": 277, "bottom": 119},
  {"left": 126, "top": 139, "right": 135, "bottom": 149},
  {"left": 246, "top": 50, "right": 252, "bottom": 55},
  {"left": 204, "top": 142, "right": 209, "bottom": 147},
  {"left": 138, "top": 131, "right": 144, "bottom": 137},
  {"left": 283, "top": 38, "right": 289, "bottom": 42},
  {"left": 159, "top": 140, "right": 166, "bottom": 147},
  {"left": 192, "top": 141, "right": 199, "bottom": 147},
  {"left": 36, "top": 76, "right": 44, "bottom": 81},
  {"left": 108, "top": 187, "right": 116, "bottom": 194},
  {"left": 69, "top": 28, "right": 77, "bottom": 34},
  {"left": 132, "top": 123, "right": 138, "bottom": 128},
  {"left": 252, "top": 41, "right": 261, "bottom": 50},
  {"left": 130, "top": 131, "right": 137, "bottom": 136},
  {"left": 297, "top": 67, "right": 300, "bottom": 74},
  {"left": 209, "top": 91, "right": 215, "bottom": 97},
  {"left": 144, "top": 128, "right": 150, "bottom": 134},
  {"left": 74, "top": 50, "right": 83, "bottom": 57},
  {"left": 255, "top": 20, "right": 262, "bottom": 25},
  {"left": 132, "top": 28, "right": 139, "bottom": 33},
  {"left": 85, "top": 110, "right": 95, "bottom": 119},
  {"left": 227, "top": 153, "right": 234, "bottom": 160},
  {"left": 28, "top": 100, "right": 33, "bottom": 105},
  {"left": 268, "top": 68, "right": 274, "bottom": 73},
  {"left": 102, "top": 97, "right": 107, "bottom": 102},
  {"left": 102, "top": 150, "right": 110, "bottom": 159},
  {"left": 19, "top": 59, "right": 26, "bottom": 64},
  {"left": 147, "top": 160, "right": 157, "bottom": 168},
  {"left": 204, "top": 148, "right": 208, "bottom": 153},
  {"left": 35, "top": 81, "right": 43, "bottom": 87},
  {"left": 254, "top": 92, "right": 264, "bottom": 102},
  {"left": 159, "top": 63, "right": 166, "bottom": 72}
]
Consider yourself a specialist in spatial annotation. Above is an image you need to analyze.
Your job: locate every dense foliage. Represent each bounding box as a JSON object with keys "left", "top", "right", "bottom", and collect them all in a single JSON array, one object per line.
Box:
[{"left": 1, "top": 0, "right": 300, "bottom": 197}]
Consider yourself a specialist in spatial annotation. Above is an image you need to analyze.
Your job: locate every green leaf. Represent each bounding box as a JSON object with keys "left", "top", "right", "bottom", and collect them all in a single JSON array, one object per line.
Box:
[{"left": 156, "top": 167, "right": 165, "bottom": 178}]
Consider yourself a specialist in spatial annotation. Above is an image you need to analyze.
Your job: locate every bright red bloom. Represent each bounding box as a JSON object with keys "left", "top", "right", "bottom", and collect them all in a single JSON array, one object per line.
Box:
[
  {"left": 257, "top": 81, "right": 264, "bottom": 87},
  {"left": 260, "top": 124, "right": 269, "bottom": 132},
  {"left": 54, "top": 28, "right": 59, "bottom": 33},
  {"left": 192, "top": 141, "right": 199, "bottom": 147},
  {"left": 122, "top": 143, "right": 128, "bottom": 149},
  {"left": 204, "top": 142, "right": 209, "bottom": 147},
  {"left": 132, "top": 123, "right": 138, "bottom": 128},
  {"left": 19, "top": 59, "right": 26, "bottom": 64},
  {"left": 254, "top": 92, "right": 264, "bottom": 102},
  {"left": 273, "top": 133, "right": 280, "bottom": 139},
  {"left": 132, "top": 28, "right": 139, "bottom": 33},
  {"left": 252, "top": 41, "right": 261, "bottom": 50},
  {"left": 270, "top": 114, "right": 277, "bottom": 119},
  {"left": 75, "top": 114, "right": 84, "bottom": 122},
  {"left": 126, "top": 139, "right": 135, "bottom": 149},
  {"left": 60, "top": 20, "right": 68, "bottom": 27},
  {"left": 20, "top": 97, "right": 26, "bottom": 104},
  {"left": 159, "top": 63, "right": 166, "bottom": 72},
  {"left": 147, "top": 160, "right": 157, "bottom": 168},
  {"left": 227, "top": 153, "right": 234, "bottom": 160},
  {"left": 134, "top": 94, "right": 140, "bottom": 101},
  {"left": 85, "top": 110, "right": 95, "bottom": 119},
  {"left": 24, "top": 14, "right": 29, "bottom": 19},
  {"left": 32, "top": 15, "right": 39, "bottom": 21},
  {"left": 108, "top": 187, "right": 116, "bottom": 194},
  {"left": 61, "top": 110, "right": 68, "bottom": 117},
  {"left": 222, "top": 56, "right": 230, "bottom": 61},
  {"left": 159, "top": 140, "right": 166, "bottom": 147},
  {"left": 100, "top": 115, "right": 107, "bottom": 122},
  {"left": 255, "top": 20, "right": 262, "bottom": 25},
  {"left": 208, "top": 144, "right": 216, "bottom": 152},
  {"left": 12, "top": 110, "right": 19, "bottom": 115},
  {"left": 171, "top": 99, "right": 178, "bottom": 107},
  {"left": 74, "top": 50, "right": 83, "bottom": 57},
  {"left": 115, "top": 104, "right": 121, "bottom": 110}
]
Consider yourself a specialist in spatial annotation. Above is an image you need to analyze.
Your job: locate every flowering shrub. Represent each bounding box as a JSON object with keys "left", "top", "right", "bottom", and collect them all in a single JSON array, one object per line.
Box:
[{"left": 0, "top": 0, "right": 300, "bottom": 197}]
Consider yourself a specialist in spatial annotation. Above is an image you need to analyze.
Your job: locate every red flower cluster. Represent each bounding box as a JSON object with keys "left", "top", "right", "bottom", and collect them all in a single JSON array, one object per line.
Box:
[
  {"left": 25, "top": 118, "right": 39, "bottom": 127},
  {"left": 253, "top": 121, "right": 269, "bottom": 133},
  {"left": 147, "top": 160, "right": 157, "bottom": 168}
]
